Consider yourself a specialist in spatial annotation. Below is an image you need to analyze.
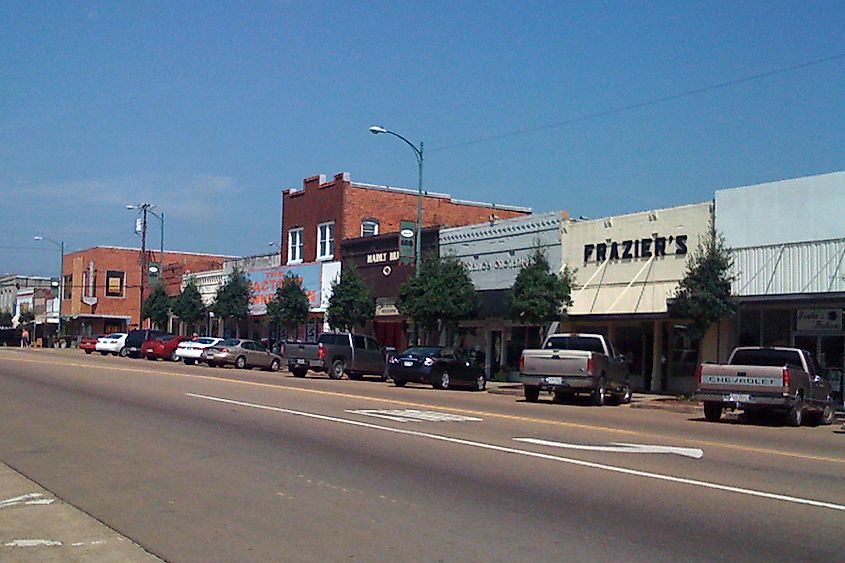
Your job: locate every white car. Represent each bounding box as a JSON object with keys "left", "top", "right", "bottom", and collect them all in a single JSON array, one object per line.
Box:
[
  {"left": 175, "top": 337, "right": 224, "bottom": 365},
  {"left": 96, "top": 333, "right": 128, "bottom": 356}
]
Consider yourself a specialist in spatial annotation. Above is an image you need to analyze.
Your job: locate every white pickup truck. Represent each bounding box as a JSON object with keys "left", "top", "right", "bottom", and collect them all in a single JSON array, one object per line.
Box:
[
  {"left": 520, "top": 333, "right": 631, "bottom": 406},
  {"left": 696, "top": 346, "right": 835, "bottom": 426}
]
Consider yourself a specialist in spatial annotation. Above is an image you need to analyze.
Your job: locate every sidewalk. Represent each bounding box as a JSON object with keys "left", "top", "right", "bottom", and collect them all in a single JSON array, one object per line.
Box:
[{"left": 0, "top": 462, "right": 160, "bottom": 562}]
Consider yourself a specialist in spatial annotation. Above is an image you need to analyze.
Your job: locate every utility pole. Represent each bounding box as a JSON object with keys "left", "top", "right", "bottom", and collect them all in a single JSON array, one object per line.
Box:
[{"left": 139, "top": 205, "right": 148, "bottom": 328}]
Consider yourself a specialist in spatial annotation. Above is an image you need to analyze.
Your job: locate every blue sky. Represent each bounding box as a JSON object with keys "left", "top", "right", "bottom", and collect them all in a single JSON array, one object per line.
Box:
[{"left": 2, "top": 1, "right": 843, "bottom": 277}]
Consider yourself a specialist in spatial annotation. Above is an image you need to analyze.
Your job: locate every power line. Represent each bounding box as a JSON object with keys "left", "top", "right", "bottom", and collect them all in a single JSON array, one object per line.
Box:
[{"left": 429, "top": 52, "right": 845, "bottom": 152}]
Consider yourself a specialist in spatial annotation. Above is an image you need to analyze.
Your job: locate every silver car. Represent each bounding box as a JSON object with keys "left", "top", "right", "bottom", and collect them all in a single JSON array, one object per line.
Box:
[{"left": 203, "top": 338, "right": 282, "bottom": 371}]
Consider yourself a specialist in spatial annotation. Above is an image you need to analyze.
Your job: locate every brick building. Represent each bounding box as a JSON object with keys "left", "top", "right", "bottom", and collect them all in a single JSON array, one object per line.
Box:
[
  {"left": 280, "top": 172, "right": 530, "bottom": 265},
  {"left": 61, "top": 246, "right": 234, "bottom": 336}
]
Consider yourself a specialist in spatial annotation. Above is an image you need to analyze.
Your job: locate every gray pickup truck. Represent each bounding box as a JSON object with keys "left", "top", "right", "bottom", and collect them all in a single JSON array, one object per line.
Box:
[
  {"left": 285, "top": 332, "right": 389, "bottom": 380},
  {"left": 520, "top": 333, "right": 631, "bottom": 406},
  {"left": 696, "top": 346, "right": 835, "bottom": 426}
]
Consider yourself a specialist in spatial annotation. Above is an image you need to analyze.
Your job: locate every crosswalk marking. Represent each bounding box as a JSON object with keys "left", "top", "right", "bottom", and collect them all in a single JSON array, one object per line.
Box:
[{"left": 346, "top": 409, "right": 482, "bottom": 423}]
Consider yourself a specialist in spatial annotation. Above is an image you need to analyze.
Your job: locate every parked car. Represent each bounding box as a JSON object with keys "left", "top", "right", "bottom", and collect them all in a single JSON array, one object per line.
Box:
[
  {"left": 285, "top": 332, "right": 389, "bottom": 379},
  {"left": 696, "top": 346, "right": 835, "bottom": 426},
  {"left": 80, "top": 335, "right": 101, "bottom": 354},
  {"left": 388, "top": 346, "right": 486, "bottom": 391},
  {"left": 95, "top": 333, "right": 128, "bottom": 356},
  {"left": 142, "top": 334, "right": 188, "bottom": 361},
  {"left": 175, "top": 337, "right": 224, "bottom": 365},
  {"left": 520, "top": 333, "right": 631, "bottom": 406},
  {"left": 124, "top": 329, "right": 167, "bottom": 358},
  {"left": 202, "top": 338, "right": 282, "bottom": 371}
]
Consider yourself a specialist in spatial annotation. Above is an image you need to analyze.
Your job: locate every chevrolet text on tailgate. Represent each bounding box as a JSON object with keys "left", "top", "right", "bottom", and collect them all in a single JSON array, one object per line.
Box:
[
  {"left": 696, "top": 346, "right": 835, "bottom": 427},
  {"left": 519, "top": 333, "right": 631, "bottom": 406}
]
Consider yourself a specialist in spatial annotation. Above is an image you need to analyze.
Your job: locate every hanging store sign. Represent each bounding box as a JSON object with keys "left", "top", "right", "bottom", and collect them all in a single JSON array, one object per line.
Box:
[
  {"left": 399, "top": 221, "right": 415, "bottom": 265},
  {"left": 797, "top": 309, "right": 843, "bottom": 332},
  {"left": 583, "top": 234, "right": 688, "bottom": 263}
]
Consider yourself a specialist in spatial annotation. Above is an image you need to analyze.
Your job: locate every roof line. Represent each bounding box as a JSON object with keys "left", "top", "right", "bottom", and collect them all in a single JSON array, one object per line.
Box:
[{"left": 350, "top": 182, "right": 531, "bottom": 212}]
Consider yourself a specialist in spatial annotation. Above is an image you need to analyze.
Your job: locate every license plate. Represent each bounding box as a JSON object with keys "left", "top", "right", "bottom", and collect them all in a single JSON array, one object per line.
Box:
[
  {"left": 726, "top": 393, "right": 750, "bottom": 402},
  {"left": 296, "top": 359, "right": 306, "bottom": 365},
  {"left": 546, "top": 376, "right": 563, "bottom": 385},
  {"left": 145, "top": 349, "right": 153, "bottom": 353},
  {"left": 403, "top": 361, "right": 414, "bottom": 367}
]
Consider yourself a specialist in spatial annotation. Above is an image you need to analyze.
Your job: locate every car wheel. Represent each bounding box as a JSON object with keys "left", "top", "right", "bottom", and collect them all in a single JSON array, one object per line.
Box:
[
  {"left": 100, "top": 351, "right": 108, "bottom": 356},
  {"left": 184, "top": 359, "right": 195, "bottom": 366},
  {"left": 329, "top": 359, "right": 345, "bottom": 380},
  {"left": 84, "top": 349, "right": 93, "bottom": 355},
  {"left": 118, "top": 347, "right": 128, "bottom": 358},
  {"left": 434, "top": 371, "right": 450, "bottom": 390},
  {"left": 292, "top": 367, "right": 307, "bottom": 377},
  {"left": 474, "top": 375, "right": 486, "bottom": 391},
  {"left": 703, "top": 401, "right": 722, "bottom": 422},
  {"left": 207, "top": 361, "right": 217, "bottom": 368},
  {"left": 786, "top": 395, "right": 803, "bottom": 427},
  {"left": 591, "top": 378, "right": 606, "bottom": 406},
  {"left": 613, "top": 384, "right": 633, "bottom": 405},
  {"left": 393, "top": 378, "right": 406, "bottom": 387},
  {"left": 170, "top": 351, "right": 180, "bottom": 362},
  {"left": 235, "top": 356, "right": 247, "bottom": 369},
  {"left": 816, "top": 398, "right": 835, "bottom": 426},
  {"left": 270, "top": 359, "right": 280, "bottom": 372},
  {"left": 524, "top": 386, "right": 540, "bottom": 403}
]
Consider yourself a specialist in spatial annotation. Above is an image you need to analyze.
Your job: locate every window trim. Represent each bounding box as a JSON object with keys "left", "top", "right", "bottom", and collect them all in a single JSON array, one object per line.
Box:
[
  {"left": 105, "top": 270, "right": 126, "bottom": 298},
  {"left": 288, "top": 227, "right": 304, "bottom": 264},
  {"left": 361, "top": 219, "right": 380, "bottom": 237},
  {"left": 317, "top": 221, "right": 335, "bottom": 261}
]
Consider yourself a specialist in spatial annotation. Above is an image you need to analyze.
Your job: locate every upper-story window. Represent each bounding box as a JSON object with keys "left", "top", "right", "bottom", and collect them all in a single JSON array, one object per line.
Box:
[
  {"left": 288, "top": 228, "right": 304, "bottom": 264},
  {"left": 317, "top": 222, "right": 334, "bottom": 260},
  {"left": 361, "top": 219, "right": 379, "bottom": 237},
  {"left": 105, "top": 271, "right": 125, "bottom": 298}
]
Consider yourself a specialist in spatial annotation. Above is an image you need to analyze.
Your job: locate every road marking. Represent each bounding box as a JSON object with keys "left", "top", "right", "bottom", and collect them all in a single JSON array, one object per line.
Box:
[
  {"left": 187, "top": 392, "right": 845, "bottom": 513},
  {"left": 347, "top": 409, "right": 482, "bottom": 422},
  {"left": 514, "top": 438, "right": 704, "bottom": 459},
  {"left": 0, "top": 493, "right": 42, "bottom": 507},
  {"left": 4, "top": 353, "right": 845, "bottom": 466},
  {"left": 4, "top": 539, "right": 63, "bottom": 548}
]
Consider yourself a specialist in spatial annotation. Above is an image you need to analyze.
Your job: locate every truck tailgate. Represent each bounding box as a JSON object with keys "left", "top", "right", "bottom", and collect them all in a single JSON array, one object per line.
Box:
[
  {"left": 699, "top": 364, "right": 785, "bottom": 392},
  {"left": 521, "top": 349, "right": 591, "bottom": 376}
]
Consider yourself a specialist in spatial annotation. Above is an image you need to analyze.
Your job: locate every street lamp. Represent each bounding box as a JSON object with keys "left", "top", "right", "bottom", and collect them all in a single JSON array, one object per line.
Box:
[
  {"left": 370, "top": 125, "right": 424, "bottom": 344},
  {"left": 33, "top": 235, "right": 64, "bottom": 341},
  {"left": 127, "top": 203, "right": 164, "bottom": 327}
]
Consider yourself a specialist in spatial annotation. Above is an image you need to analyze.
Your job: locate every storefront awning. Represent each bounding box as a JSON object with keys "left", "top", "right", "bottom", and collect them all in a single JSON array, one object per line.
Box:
[{"left": 67, "top": 314, "right": 131, "bottom": 321}]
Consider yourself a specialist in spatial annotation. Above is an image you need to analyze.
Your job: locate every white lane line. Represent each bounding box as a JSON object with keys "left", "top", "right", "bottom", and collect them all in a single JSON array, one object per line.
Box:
[
  {"left": 347, "top": 409, "right": 483, "bottom": 423},
  {"left": 514, "top": 438, "right": 704, "bottom": 459},
  {"left": 4, "top": 539, "right": 63, "bottom": 548},
  {"left": 186, "top": 393, "right": 845, "bottom": 512},
  {"left": 0, "top": 493, "right": 42, "bottom": 507}
]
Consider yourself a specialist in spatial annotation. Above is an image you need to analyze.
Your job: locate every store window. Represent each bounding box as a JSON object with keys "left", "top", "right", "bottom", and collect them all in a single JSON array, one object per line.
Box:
[
  {"left": 737, "top": 309, "right": 762, "bottom": 346},
  {"left": 362, "top": 219, "right": 379, "bottom": 237},
  {"left": 317, "top": 222, "right": 334, "bottom": 260},
  {"left": 762, "top": 309, "right": 792, "bottom": 346}
]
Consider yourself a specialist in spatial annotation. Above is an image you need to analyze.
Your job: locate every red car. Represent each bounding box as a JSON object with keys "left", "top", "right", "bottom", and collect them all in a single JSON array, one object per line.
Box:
[
  {"left": 141, "top": 334, "right": 188, "bottom": 361},
  {"left": 80, "top": 335, "right": 102, "bottom": 354}
]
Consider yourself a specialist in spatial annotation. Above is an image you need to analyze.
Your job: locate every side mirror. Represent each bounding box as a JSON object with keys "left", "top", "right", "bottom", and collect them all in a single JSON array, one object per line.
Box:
[{"left": 616, "top": 354, "right": 626, "bottom": 363}]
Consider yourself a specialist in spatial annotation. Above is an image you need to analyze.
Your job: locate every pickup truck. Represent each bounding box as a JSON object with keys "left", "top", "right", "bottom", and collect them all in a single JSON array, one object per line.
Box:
[
  {"left": 696, "top": 346, "right": 835, "bottom": 426},
  {"left": 520, "top": 333, "right": 631, "bottom": 406},
  {"left": 285, "top": 332, "right": 389, "bottom": 381}
]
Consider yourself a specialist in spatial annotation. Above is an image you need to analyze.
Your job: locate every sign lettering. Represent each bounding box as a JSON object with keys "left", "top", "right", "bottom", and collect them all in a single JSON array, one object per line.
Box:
[{"left": 584, "top": 235, "right": 687, "bottom": 263}]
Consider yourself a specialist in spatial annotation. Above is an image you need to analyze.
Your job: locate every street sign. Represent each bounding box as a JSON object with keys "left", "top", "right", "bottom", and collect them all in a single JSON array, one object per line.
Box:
[{"left": 399, "top": 220, "right": 415, "bottom": 265}]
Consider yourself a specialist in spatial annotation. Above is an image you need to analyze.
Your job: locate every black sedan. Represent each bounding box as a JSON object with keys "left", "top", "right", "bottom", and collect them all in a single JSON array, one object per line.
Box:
[{"left": 388, "top": 347, "right": 486, "bottom": 391}]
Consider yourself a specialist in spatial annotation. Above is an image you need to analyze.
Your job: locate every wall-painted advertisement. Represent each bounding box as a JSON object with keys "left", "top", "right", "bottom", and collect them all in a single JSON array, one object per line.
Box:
[{"left": 248, "top": 263, "right": 322, "bottom": 315}]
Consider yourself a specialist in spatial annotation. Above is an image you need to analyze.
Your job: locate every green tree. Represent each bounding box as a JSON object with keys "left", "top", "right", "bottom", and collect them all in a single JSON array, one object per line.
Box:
[
  {"left": 266, "top": 273, "right": 310, "bottom": 339},
  {"left": 0, "top": 311, "right": 12, "bottom": 326},
  {"left": 509, "top": 247, "right": 574, "bottom": 345},
  {"left": 210, "top": 268, "right": 252, "bottom": 337},
  {"left": 142, "top": 282, "right": 171, "bottom": 329},
  {"left": 171, "top": 279, "right": 207, "bottom": 333},
  {"left": 326, "top": 264, "right": 375, "bottom": 332},
  {"left": 671, "top": 222, "right": 736, "bottom": 342},
  {"left": 397, "top": 253, "right": 477, "bottom": 344}
]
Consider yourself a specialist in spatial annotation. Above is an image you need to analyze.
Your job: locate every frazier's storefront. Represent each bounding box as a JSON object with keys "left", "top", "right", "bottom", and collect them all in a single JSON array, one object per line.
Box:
[{"left": 560, "top": 202, "right": 712, "bottom": 393}]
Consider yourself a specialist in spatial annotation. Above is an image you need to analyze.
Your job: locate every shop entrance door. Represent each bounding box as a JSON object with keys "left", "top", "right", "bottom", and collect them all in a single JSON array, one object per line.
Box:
[{"left": 794, "top": 334, "right": 844, "bottom": 402}]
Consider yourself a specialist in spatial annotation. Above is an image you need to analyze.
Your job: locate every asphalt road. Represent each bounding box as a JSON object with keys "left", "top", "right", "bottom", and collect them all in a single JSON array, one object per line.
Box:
[{"left": 1, "top": 348, "right": 844, "bottom": 562}]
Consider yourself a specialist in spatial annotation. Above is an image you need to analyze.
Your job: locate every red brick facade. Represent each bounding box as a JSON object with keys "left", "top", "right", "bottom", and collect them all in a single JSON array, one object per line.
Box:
[
  {"left": 61, "top": 246, "right": 232, "bottom": 333},
  {"left": 281, "top": 172, "right": 530, "bottom": 265}
]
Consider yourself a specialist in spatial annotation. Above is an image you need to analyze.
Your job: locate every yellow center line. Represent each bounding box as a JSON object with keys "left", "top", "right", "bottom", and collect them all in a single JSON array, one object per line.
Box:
[{"left": 3, "top": 352, "right": 844, "bottom": 465}]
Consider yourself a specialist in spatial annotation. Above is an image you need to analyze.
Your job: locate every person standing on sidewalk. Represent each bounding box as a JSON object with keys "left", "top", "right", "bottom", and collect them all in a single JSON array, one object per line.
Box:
[{"left": 20, "top": 328, "right": 30, "bottom": 348}]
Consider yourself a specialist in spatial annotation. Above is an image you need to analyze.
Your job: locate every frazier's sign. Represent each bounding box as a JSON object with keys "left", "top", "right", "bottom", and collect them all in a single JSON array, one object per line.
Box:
[{"left": 584, "top": 234, "right": 687, "bottom": 263}]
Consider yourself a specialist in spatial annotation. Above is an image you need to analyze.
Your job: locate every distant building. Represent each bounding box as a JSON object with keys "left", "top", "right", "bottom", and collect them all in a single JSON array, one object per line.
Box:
[{"left": 1, "top": 274, "right": 54, "bottom": 316}]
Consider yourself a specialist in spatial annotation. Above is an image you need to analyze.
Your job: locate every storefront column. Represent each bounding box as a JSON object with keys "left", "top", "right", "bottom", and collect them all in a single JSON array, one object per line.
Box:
[{"left": 650, "top": 320, "right": 663, "bottom": 392}]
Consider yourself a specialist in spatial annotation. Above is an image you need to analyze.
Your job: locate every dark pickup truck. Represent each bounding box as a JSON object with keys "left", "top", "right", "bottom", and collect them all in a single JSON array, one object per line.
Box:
[{"left": 285, "top": 332, "right": 390, "bottom": 380}]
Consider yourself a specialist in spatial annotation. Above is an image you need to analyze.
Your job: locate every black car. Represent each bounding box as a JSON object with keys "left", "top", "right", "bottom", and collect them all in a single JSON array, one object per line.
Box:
[
  {"left": 124, "top": 329, "right": 167, "bottom": 358},
  {"left": 388, "top": 346, "right": 486, "bottom": 391}
]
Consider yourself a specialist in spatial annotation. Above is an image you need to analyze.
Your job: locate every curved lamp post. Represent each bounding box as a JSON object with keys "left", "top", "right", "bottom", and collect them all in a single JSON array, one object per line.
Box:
[
  {"left": 33, "top": 235, "right": 64, "bottom": 340},
  {"left": 369, "top": 125, "right": 424, "bottom": 344}
]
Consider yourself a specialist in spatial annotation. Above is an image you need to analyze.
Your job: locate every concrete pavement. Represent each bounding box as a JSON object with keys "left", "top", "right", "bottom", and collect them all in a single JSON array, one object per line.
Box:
[{"left": 0, "top": 462, "right": 160, "bottom": 562}]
